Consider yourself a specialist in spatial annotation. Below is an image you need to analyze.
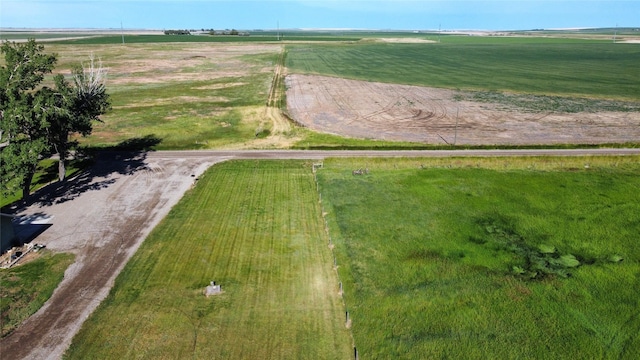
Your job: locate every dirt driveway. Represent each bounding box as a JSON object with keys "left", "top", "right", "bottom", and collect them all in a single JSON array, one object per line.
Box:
[
  {"left": 286, "top": 74, "right": 640, "bottom": 145},
  {"left": 0, "top": 151, "right": 219, "bottom": 360}
]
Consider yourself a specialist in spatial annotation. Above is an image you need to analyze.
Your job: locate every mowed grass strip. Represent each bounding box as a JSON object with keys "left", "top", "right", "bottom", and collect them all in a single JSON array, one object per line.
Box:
[
  {"left": 317, "top": 157, "right": 640, "bottom": 359},
  {"left": 65, "top": 160, "right": 351, "bottom": 359}
]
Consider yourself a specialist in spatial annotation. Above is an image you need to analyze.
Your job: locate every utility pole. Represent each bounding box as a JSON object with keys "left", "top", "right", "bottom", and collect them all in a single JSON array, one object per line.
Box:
[
  {"left": 454, "top": 106, "right": 459, "bottom": 146},
  {"left": 613, "top": 23, "right": 618, "bottom": 43},
  {"left": 121, "top": 21, "right": 125, "bottom": 45}
]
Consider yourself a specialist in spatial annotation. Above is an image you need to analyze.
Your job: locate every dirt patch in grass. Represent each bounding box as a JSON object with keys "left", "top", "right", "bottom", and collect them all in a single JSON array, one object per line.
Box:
[
  {"left": 286, "top": 74, "right": 640, "bottom": 145},
  {"left": 193, "top": 82, "right": 246, "bottom": 90},
  {"left": 114, "top": 96, "right": 230, "bottom": 108}
]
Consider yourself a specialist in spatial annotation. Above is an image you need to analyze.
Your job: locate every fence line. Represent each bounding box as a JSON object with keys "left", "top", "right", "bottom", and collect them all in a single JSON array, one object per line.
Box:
[{"left": 313, "top": 166, "right": 358, "bottom": 357}]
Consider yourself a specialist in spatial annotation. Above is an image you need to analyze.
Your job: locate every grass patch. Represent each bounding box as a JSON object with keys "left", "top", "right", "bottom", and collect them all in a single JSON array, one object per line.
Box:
[
  {"left": 289, "top": 127, "right": 639, "bottom": 150},
  {"left": 290, "top": 127, "right": 433, "bottom": 150},
  {"left": 80, "top": 57, "right": 279, "bottom": 148},
  {"left": 65, "top": 160, "right": 351, "bottom": 359},
  {"left": 317, "top": 156, "right": 640, "bottom": 359},
  {"left": 0, "top": 251, "right": 75, "bottom": 337}
]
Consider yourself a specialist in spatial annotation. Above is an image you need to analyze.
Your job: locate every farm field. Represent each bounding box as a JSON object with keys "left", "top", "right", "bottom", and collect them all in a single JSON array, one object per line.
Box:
[
  {"left": 3, "top": 36, "right": 635, "bottom": 151},
  {"left": 2, "top": 35, "right": 635, "bottom": 152},
  {"left": 65, "top": 160, "right": 352, "bottom": 359},
  {"left": 34, "top": 42, "right": 301, "bottom": 150},
  {"left": 285, "top": 40, "right": 640, "bottom": 99},
  {"left": 286, "top": 74, "right": 640, "bottom": 145},
  {"left": 316, "top": 156, "right": 640, "bottom": 359},
  {"left": 285, "top": 39, "right": 640, "bottom": 146}
]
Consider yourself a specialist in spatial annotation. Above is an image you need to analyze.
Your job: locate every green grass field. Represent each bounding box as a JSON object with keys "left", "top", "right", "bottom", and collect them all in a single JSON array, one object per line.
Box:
[
  {"left": 286, "top": 40, "right": 640, "bottom": 100},
  {"left": 65, "top": 160, "right": 351, "bottom": 359},
  {"left": 51, "top": 34, "right": 362, "bottom": 45},
  {"left": 63, "top": 157, "right": 640, "bottom": 359},
  {"left": 317, "top": 156, "right": 640, "bottom": 359}
]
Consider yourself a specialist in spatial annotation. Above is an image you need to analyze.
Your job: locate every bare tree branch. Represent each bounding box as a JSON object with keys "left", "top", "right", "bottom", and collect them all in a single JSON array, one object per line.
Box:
[{"left": 73, "top": 53, "right": 108, "bottom": 98}]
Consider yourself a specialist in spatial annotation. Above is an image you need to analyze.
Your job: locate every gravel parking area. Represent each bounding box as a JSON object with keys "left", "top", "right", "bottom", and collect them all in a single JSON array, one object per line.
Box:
[{"left": 0, "top": 151, "right": 218, "bottom": 360}]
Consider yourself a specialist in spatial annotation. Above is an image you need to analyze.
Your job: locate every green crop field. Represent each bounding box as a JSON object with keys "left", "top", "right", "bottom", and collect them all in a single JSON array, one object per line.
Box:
[
  {"left": 286, "top": 39, "right": 640, "bottom": 100},
  {"left": 316, "top": 156, "right": 640, "bottom": 359},
  {"left": 51, "top": 34, "right": 362, "bottom": 45},
  {"left": 65, "top": 160, "right": 352, "bottom": 359}
]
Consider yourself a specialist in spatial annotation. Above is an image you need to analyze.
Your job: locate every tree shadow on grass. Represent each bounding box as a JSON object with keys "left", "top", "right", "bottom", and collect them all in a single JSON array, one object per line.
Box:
[{"left": 5, "top": 135, "right": 163, "bottom": 212}]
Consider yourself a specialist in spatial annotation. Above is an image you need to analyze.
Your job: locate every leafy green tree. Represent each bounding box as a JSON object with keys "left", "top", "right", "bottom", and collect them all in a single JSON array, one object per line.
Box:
[
  {"left": 0, "top": 39, "right": 57, "bottom": 200},
  {"left": 47, "top": 56, "right": 110, "bottom": 181},
  {"left": 1, "top": 40, "right": 110, "bottom": 200}
]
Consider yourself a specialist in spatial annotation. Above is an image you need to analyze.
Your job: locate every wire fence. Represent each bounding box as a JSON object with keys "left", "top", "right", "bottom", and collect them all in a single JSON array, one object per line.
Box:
[{"left": 312, "top": 162, "right": 358, "bottom": 359}]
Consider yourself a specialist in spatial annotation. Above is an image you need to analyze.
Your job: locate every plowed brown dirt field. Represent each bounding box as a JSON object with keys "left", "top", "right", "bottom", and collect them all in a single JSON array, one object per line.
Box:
[{"left": 286, "top": 74, "right": 640, "bottom": 145}]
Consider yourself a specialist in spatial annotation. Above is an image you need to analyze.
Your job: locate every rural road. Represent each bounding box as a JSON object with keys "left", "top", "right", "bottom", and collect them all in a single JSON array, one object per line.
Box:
[
  {"left": 1, "top": 148, "right": 639, "bottom": 360},
  {"left": 145, "top": 148, "right": 640, "bottom": 159}
]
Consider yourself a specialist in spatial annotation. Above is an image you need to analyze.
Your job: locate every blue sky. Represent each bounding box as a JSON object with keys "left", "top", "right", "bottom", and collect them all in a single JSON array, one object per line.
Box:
[{"left": 1, "top": 1, "right": 638, "bottom": 31}]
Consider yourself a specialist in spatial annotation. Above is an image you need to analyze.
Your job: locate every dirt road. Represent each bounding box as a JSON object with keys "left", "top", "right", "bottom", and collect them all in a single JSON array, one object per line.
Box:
[{"left": 1, "top": 148, "right": 639, "bottom": 359}]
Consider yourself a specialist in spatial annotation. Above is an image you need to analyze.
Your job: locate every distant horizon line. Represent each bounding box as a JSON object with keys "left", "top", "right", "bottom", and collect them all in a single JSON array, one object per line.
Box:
[{"left": 2, "top": 26, "right": 637, "bottom": 33}]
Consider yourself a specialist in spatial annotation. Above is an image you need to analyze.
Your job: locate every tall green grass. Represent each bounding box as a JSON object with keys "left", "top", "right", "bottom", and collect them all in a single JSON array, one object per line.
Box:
[
  {"left": 317, "top": 157, "right": 640, "bottom": 359},
  {"left": 65, "top": 160, "right": 351, "bottom": 359},
  {"left": 286, "top": 41, "right": 640, "bottom": 100}
]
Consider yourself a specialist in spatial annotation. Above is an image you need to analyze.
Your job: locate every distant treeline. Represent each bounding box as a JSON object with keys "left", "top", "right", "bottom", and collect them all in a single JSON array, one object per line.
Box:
[
  {"left": 164, "top": 30, "right": 191, "bottom": 35},
  {"left": 209, "top": 29, "right": 250, "bottom": 36},
  {"left": 163, "top": 29, "right": 250, "bottom": 36}
]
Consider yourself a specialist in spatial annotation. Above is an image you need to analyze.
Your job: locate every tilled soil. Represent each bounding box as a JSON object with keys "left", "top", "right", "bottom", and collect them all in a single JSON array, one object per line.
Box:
[
  {"left": 286, "top": 74, "right": 640, "bottom": 145},
  {"left": 0, "top": 151, "right": 218, "bottom": 360}
]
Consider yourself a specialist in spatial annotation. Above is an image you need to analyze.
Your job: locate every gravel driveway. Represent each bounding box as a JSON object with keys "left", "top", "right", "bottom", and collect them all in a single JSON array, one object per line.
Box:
[{"left": 0, "top": 151, "right": 218, "bottom": 360}]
